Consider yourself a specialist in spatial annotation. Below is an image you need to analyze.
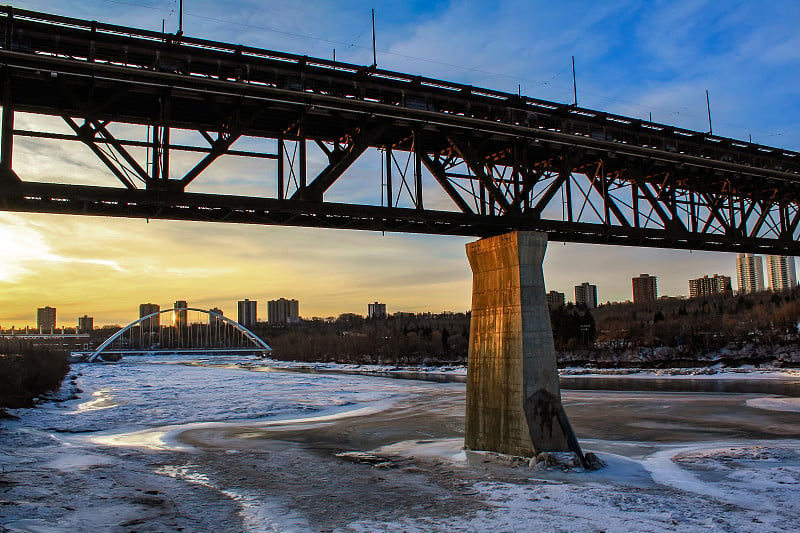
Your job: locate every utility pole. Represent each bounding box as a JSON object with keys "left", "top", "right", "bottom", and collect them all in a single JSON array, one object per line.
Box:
[
  {"left": 371, "top": 9, "right": 377, "bottom": 69},
  {"left": 572, "top": 56, "right": 577, "bottom": 107}
]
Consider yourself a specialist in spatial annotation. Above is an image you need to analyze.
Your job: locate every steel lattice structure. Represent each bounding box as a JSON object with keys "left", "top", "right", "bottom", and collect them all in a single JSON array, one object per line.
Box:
[{"left": 1, "top": 7, "right": 799, "bottom": 253}]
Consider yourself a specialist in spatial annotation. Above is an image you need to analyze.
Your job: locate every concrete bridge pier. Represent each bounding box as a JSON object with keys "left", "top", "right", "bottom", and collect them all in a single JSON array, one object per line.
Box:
[{"left": 465, "top": 231, "right": 583, "bottom": 458}]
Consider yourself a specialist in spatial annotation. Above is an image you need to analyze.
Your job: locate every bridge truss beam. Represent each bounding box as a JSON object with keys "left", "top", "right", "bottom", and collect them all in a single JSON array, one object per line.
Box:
[{"left": 1, "top": 7, "right": 799, "bottom": 254}]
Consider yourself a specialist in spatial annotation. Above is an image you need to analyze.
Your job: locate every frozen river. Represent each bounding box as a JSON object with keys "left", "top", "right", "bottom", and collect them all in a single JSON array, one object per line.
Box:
[{"left": 2, "top": 355, "right": 800, "bottom": 531}]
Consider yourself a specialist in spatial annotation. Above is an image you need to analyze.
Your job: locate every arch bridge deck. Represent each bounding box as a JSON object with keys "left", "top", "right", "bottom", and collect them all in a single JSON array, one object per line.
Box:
[{"left": 81, "top": 307, "right": 271, "bottom": 363}]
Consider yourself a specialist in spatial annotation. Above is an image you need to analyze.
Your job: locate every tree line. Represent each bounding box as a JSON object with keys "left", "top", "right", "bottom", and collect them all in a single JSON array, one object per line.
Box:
[
  {"left": 0, "top": 339, "right": 70, "bottom": 417},
  {"left": 256, "top": 287, "right": 800, "bottom": 366}
]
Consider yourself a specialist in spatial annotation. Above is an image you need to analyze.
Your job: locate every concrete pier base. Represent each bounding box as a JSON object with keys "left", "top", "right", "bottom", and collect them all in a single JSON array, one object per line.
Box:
[{"left": 465, "top": 231, "right": 582, "bottom": 457}]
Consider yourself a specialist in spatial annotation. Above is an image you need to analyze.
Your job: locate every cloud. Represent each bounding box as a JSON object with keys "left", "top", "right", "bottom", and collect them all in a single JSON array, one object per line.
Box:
[{"left": 0, "top": 214, "right": 124, "bottom": 282}]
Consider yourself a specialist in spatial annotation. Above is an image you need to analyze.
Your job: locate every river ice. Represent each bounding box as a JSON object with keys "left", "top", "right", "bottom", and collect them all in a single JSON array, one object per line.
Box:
[{"left": 2, "top": 354, "right": 800, "bottom": 531}]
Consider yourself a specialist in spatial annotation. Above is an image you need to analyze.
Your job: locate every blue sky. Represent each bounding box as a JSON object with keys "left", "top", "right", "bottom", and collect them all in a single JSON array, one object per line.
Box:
[{"left": 1, "top": 0, "right": 799, "bottom": 325}]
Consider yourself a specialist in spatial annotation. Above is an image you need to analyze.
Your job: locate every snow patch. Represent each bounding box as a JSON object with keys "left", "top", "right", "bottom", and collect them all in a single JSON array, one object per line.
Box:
[
  {"left": 644, "top": 441, "right": 800, "bottom": 520},
  {"left": 746, "top": 397, "right": 800, "bottom": 412},
  {"left": 157, "top": 464, "right": 310, "bottom": 532},
  {"left": 72, "top": 388, "right": 121, "bottom": 413},
  {"left": 375, "top": 438, "right": 467, "bottom": 463},
  {"left": 90, "top": 401, "right": 394, "bottom": 451},
  {"left": 43, "top": 450, "right": 115, "bottom": 471}
]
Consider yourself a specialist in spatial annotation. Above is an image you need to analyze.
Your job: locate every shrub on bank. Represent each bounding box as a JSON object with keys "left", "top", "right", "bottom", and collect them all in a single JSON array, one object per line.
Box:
[{"left": 0, "top": 343, "right": 70, "bottom": 413}]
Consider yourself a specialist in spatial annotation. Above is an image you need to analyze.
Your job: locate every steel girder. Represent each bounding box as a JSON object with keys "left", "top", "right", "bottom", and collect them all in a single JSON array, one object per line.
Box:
[{"left": 0, "top": 8, "right": 799, "bottom": 254}]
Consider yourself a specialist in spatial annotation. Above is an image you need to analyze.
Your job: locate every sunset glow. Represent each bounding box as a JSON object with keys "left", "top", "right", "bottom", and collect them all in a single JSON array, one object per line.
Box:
[{"left": 1, "top": 0, "right": 798, "bottom": 328}]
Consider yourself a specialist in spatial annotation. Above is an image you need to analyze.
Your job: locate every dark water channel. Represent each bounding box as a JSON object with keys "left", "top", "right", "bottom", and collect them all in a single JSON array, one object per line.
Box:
[
  {"left": 265, "top": 364, "right": 800, "bottom": 443},
  {"left": 560, "top": 375, "right": 800, "bottom": 396}
]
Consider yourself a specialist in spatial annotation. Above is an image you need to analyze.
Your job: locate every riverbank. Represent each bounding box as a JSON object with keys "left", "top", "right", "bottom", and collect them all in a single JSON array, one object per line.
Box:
[
  {"left": 2, "top": 357, "right": 800, "bottom": 531},
  {"left": 0, "top": 347, "right": 70, "bottom": 418},
  {"left": 253, "top": 357, "right": 800, "bottom": 383},
  {"left": 559, "top": 342, "right": 800, "bottom": 369}
]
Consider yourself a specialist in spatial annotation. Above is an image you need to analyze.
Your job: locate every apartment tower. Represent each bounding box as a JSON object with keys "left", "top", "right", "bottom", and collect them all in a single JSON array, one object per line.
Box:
[
  {"left": 765, "top": 255, "right": 797, "bottom": 292},
  {"left": 632, "top": 274, "right": 658, "bottom": 303},
  {"left": 736, "top": 253, "right": 765, "bottom": 294},
  {"left": 574, "top": 282, "right": 598, "bottom": 309}
]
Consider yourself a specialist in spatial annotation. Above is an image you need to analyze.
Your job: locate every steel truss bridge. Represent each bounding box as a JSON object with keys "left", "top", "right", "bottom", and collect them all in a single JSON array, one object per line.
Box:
[{"left": 1, "top": 7, "right": 799, "bottom": 253}]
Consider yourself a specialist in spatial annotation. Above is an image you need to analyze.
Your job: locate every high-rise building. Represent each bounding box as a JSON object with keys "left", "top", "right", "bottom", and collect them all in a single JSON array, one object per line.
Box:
[
  {"left": 268, "top": 298, "right": 299, "bottom": 325},
  {"left": 37, "top": 306, "right": 56, "bottom": 332},
  {"left": 77, "top": 315, "right": 94, "bottom": 333},
  {"left": 368, "top": 302, "right": 387, "bottom": 319},
  {"left": 173, "top": 300, "right": 188, "bottom": 329},
  {"left": 736, "top": 253, "right": 765, "bottom": 294},
  {"left": 766, "top": 255, "right": 797, "bottom": 292},
  {"left": 237, "top": 299, "right": 257, "bottom": 328},
  {"left": 209, "top": 307, "right": 224, "bottom": 328},
  {"left": 632, "top": 274, "right": 658, "bottom": 303},
  {"left": 574, "top": 282, "right": 598, "bottom": 309},
  {"left": 546, "top": 290, "right": 566, "bottom": 308},
  {"left": 139, "top": 303, "right": 160, "bottom": 331},
  {"left": 689, "top": 275, "right": 732, "bottom": 298}
]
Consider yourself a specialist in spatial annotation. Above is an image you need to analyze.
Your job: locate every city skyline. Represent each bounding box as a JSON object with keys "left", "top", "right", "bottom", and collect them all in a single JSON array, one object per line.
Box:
[
  {"left": 10, "top": 252, "right": 794, "bottom": 329},
  {"left": 1, "top": 1, "right": 799, "bottom": 326}
]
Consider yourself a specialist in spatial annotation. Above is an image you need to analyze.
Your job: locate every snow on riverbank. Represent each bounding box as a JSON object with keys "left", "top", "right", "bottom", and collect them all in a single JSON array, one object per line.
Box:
[
  {"left": 559, "top": 365, "right": 800, "bottom": 378},
  {"left": 349, "top": 439, "right": 800, "bottom": 532},
  {"left": 260, "top": 357, "right": 800, "bottom": 379},
  {"left": 2, "top": 355, "right": 800, "bottom": 531}
]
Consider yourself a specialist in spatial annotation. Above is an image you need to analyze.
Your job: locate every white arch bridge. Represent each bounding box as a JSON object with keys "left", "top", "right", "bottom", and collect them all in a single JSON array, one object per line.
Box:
[{"left": 77, "top": 308, "right": 271, "bottom": 362}]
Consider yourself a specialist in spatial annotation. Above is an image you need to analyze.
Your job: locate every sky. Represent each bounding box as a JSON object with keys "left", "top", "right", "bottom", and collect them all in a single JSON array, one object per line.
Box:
[{"left": 1, "top": 0, "right": 799, "bottom": 327}]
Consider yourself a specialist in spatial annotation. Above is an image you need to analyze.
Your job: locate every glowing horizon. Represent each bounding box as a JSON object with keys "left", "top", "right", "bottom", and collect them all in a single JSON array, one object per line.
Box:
[{"left": 2, "top": 1, "right": 798, "bottom": 328}]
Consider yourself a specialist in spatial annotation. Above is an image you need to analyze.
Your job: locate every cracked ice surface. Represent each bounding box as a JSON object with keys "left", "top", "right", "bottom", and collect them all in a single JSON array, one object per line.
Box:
[{"left": 2, "top": 354, "right": 800, "bottom": 532}]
